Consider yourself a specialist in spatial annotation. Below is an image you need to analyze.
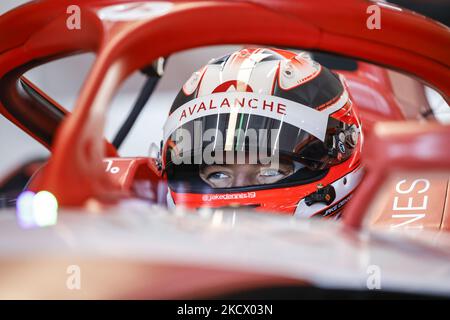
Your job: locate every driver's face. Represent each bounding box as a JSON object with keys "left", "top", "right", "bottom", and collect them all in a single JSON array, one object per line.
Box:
[{"left": 199, "top": 161, "right": 294, "bottom": 188}]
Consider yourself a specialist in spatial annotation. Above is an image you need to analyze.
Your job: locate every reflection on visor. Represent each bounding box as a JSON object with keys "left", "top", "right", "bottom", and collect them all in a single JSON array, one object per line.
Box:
[{"left": 165, "top": 114, "right": 359, "bottom": 170}]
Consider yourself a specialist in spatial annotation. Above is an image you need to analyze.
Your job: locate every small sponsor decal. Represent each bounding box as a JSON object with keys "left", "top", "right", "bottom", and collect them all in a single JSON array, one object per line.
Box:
[
  {"left": 323, "top": 193, "right": 353, "bottom": 217},
  {"left": 202, "top": 192, "right": 256, "bottom": 202}
]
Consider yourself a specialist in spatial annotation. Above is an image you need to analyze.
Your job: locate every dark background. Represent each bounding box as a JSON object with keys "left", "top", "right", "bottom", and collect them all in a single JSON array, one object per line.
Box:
[{"left": 392, "top": 0, "right": 449, "bottom": 26}]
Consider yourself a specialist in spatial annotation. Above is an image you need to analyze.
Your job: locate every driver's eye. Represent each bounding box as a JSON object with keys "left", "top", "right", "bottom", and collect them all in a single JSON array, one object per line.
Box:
[
  {"left": 207, "top": 172, "right": 231, "bottom": 180},
  {"left": 259, "top": 169, "right": 284, "bottom": 177}
]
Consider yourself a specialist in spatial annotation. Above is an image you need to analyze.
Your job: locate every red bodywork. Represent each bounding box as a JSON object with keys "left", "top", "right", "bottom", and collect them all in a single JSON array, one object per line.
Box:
[{"left": 0, "top": 0, "right": 449, "bottom": 230}]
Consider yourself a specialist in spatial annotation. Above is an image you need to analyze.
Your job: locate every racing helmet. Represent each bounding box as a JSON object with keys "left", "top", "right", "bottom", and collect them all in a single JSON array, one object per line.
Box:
[{"left": 162, "top": 48, "right": 363, "bottom": 218}]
